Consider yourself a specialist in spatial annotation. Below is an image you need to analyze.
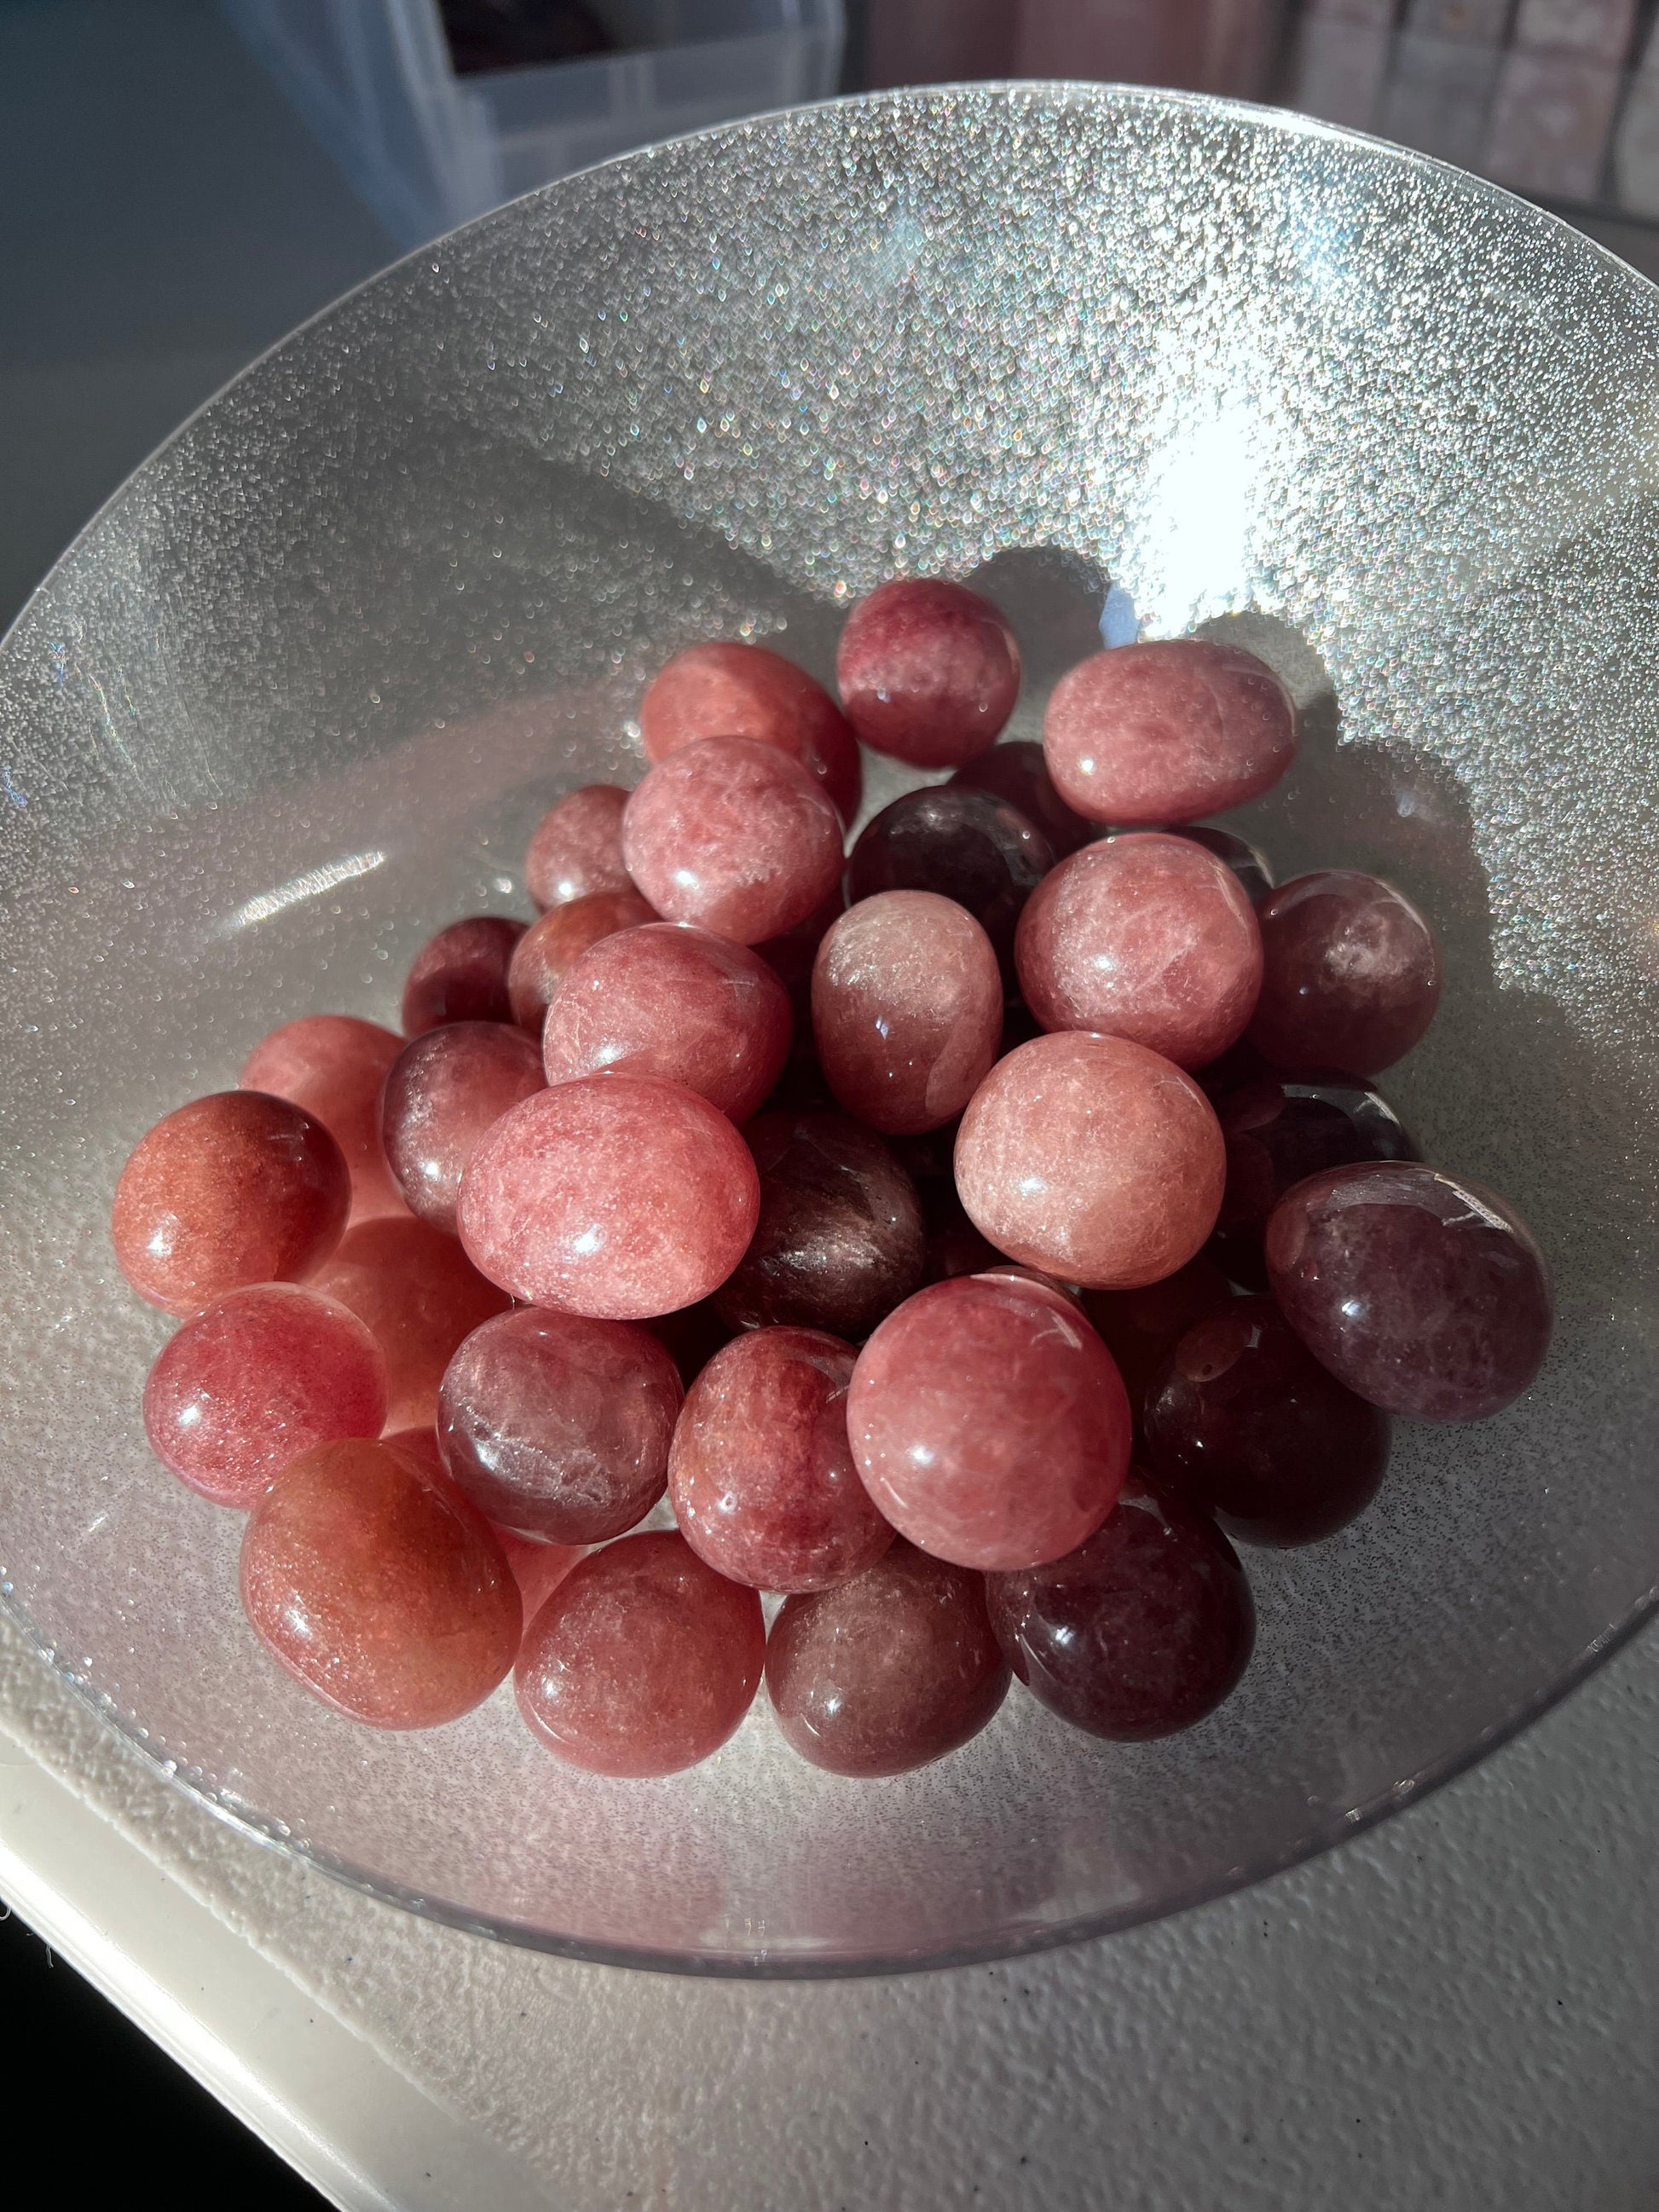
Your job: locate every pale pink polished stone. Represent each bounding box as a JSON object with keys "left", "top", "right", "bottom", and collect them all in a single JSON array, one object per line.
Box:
[
  {"left": 523, "top": 784, "right": 633, "bottom": 910},
  {"left": 241, "top": 1437, "right": 520, "bottom": 1728},
  {"left": 668, "top": 1327, "right": 894, "bottom": 1592},
  {"left": 457, "top": 1075, "right": 760, "bottom": 1318},
  {"left": 506, "top": 890, "right": 657, "bottom": 1034},
  {"left": 143, "top": 1283, "right": 388, "bottom": 1508},
  {"left": 380, "top": 1020, "right": 546, "bottom": 1235},
  {"left": 836, "top": 579, "right": 1021, "bottom": 767},
  {"left": 812, "top": 890, "right": 1002, "bottom": 1135},
  {"left": 515, "top": 1530, "right": 765, "bottom": 1776},
  {"left": 1247, "top": 870, "right": 1442, "bottom": 1075},
  {"left": 621, "top": 736, "right": 844, "bottom": 944},
  {"left": 955, "top": 1032, "right": 1226, "bottom": 1288},
  {"left": 640, "top": 641, "right": 862, "bottom": 822},
  {"left": 240, "top": 1014, "right": 406, "bottom": 1222},
  {"left": 847, "top": 1273, "right": 1131, "bottom": 1570},
  {"left": 401, "top": 915, "right": 527, "bottom": 1035},
  {"left": 311, "top": 1216, "right": 511, "bottom": 1432},
  {"left": 112, "top": 1091, "right": 350, "bottom": 1316},
  {"left": 1043, "top": 639, "right": 1297, "bottom": 824},
  {"left": 1015, "top": 831, "right": 1263, "bottom": 1069},
  {"left": 542, "top": 923, "right": 792, "bottom": 1123}
]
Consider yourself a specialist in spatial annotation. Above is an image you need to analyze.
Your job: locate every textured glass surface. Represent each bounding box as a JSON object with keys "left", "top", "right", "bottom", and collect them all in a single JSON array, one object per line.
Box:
[{"left": 2, "top": 84, "right": 1656, "bottom": 1974}]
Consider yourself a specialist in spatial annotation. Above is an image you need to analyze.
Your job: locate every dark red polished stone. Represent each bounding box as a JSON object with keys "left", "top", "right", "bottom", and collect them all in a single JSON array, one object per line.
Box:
[
  {"left": 506, "top": 890, "right": 657, "bottom": 1034},
  {"left": 310, "top": 1215, "right": 512, "bottom": 1432},
  {"left": 649, "top": 1298, "right": 738, "bottom": 1389},
  {"left": 639, "top": 640, "right": 862, "bottom": 821},
  {"left": 380, "top": 1020, "right": 546, "bottom": 1235},
  {"left": 1265, "top": 1161, "right": 1552, "bottom": 1421},
  {"left": 401, "top": 915, "right": 528, "bottom": 1035},
  {"left": 951, "top": 739, "right": 1095, "bottom": 857},
  {"left": 836, "top": 578, "right": 1021, "bottom": 767},
  {"left": 846, "top": 785, "right": 1055, "bottom": 990},
  {"left": 240, "top": 1014, "right": 406, "bottom": 1223},
  {"left": 986, "top": 1473, "right": 1254, "bottom": 1740},
  {"left": 1082, "top": 1255, "right": 1237, "bottom": 1419},
  {"left": 1144, "top": 1296, "right": 1390, "bottom": 1545},
  {"left": 766, "top": 1539, "right": 1010, "bottom": 1776},
  {"left": 1248, "top": 871, "right": 1441, "bottom": 1075},
  {"left": 523, "top": 785, "right": 633, "bottom": 910},
  {"left": 1175, "top": 824, "right": 1275, "bottom": 908},
  {"left": 515, "top": 1530, "right": 765, "bottom": 1776}
]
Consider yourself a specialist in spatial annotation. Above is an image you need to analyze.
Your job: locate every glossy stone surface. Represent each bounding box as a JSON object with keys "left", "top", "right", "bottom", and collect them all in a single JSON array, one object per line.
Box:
[
  {"left": 639, "top": 640, "right": 862, "bottom": 821},
  {"left": 951, "top": 738, "right": 1095, "bottom": 856},
  {"left": 240, "top": 1438, "right": 520, "bottom": 1729},
  {"left": 506, "top": 890, "right": 656, "bottom": 1035},
  {"left": 381, "top": 1020, "right": 546, "bottom": 1235},
  {"left": 669, "top": 1327, "right": 893, "bottom": 1592},
  {"left": 766, "top": 1539, "right": 1010, "bottom": 1776},
  {"left": 812, "top": 890, "right": 1002, "bottom": 1135},
  {"left": 1266, "top": 1162, "right": 1553, "bottom": 1421},
  {"left": 1015, "top": 831, "right": 1263, "bottom": 1069},
  {"left": 384, "top": 1429, "right": 587, "bottom": 1614},
  {"left": 836, "top": 578, "right": 1020, "bottom": 767},
  {"left": 1145, "top": 1296, "right": 1390, "bottom": 1545},
  {"left": 438, "top": 1305, "right": 682, "bottom": 1543},
  {"left": 542, "top": 922, "right": 791, "bottom": 1123},
  {"left": 112, "top": 1090, "right": 350, "bottom": 1316},
  {"left": 986, "top": 1473, "right": 1255, "bottom": 1740},
  {"left": 310, "top": 1215, "right": 511, "bottom": 1432},
  {"left": 1208, "top": 1072, "right": 1420, "bottom": 1289},
  {"left": 457, "top": 1075, "right": 760, "bottom": 1318},
  {"left": 847, "top": 1273, "right": 1132, "bottom": 1570},
  {"left": 1176, "top": 824, "right": 1275, "bottom": 908},
  {"left": 621, "top": 736, "right": 844, "bottom": 944},
  {"left": 401, "top": 915, "right": 527, "bottom": 1035},
  {"left": 714, "top": 1111, "right": 926, "bottom": 1338},
  {"left": 1043, "top": 638, "right": 1297, "bottom": 824},
  {"left": 954, "top": 1032, "right": 1226, "bottom": 1288},
  {"left": 515, "top": 1530, "right": 765, "bottom": 1776},
  {"left": 240, "top": 1014, "right": 406, "bottom": 1222},
  {"left": 847, "top": 785, "right": 1055, "bottom": 990},
  {"left": 143, "top": 1284, "right": 388, "bottom": 1509},
  {"left": 1248, "top": 870, "right": 1442, "bottom": 1075},
  {"left": 523, "top": 784, "right": 633, "bottom": 910},
  {"left": 1082, "top": 1255, "right": 1237, "bottom": 1418}
]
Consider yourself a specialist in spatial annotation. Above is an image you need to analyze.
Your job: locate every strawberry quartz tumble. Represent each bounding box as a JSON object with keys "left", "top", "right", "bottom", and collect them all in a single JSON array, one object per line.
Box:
[
  {"left": 954, "top": 1031, "right": 1225, "bottom": 1288},
  {"left": 506, "top": 889, "right": 656, "bottom": 1034},
  {"left": 639, "top": 641, "right": 862, "bottom": 823},
  {"left": 668, "top": 1327, "right": 893, "bottom": 1592},
  {"left": 621, "top": 736, "right": 843, "bottom": 944},
  {"left": 847, "top": 1272, "right": 1132, "bottom": 1571},
  {"left": 310, "top": 1216, "right": 510, "bottom": 1433},
  {"left": 523, "top": 784, "right": 633, "bottom": 911},
  {"left": 1144, "top": 1296, "right": 1390, "bottom": 1545},
  {"left": 986, "top": 1474, "right": 1255, "bottom": 1740},
  {"left": 380, "top": 1020, "right": 545, "bottom": 1234},
  {"left": 951, "top": 738, "right": 1095, "bottom": 857},
  {"left": 1265, "top": 1161, "right": 1552, "bottom": 1421},
  {"left": 1043, "top": 638, "right": 1297, "bottom": 824},
  {"left": 847, "top": 786, "right": 1055, "bottom": 993},
  {"left": 437, "top": 1305, "right": 683, "bottom": 1544},
  {"left": 1015, "top": 831, "right": 1263, "bottom": 1070},
  {"left": 240, "top": 1437, "right": 520, "bottom": 1729},
  {"left": 1176, "top": 824, "right": 1275, "bottom": 908},
  {"left": 836, "top": 578, "right": 1020, "bottom": 767},
  {"left": 401, "top": 915, "right": 527, "bottom": 1034},
  {"left": 541, "top": 922, "right": 792, "bottom": 1123},
  {"left": 515, "top": 1530, "right": 765, "bottom": 1776},
  {"left": 112, "top": 1091, "right": 350, "bottom": 1315},
  {"left": 766, "top": 1539, "right": 1010, "bottom": 1776},
  {"left": 1248, "top": 870, "right": 1441, "bottom": 1075},
  {"left": 1083, "top": 1253, "right": 1237, "bottom": 1419},
  {"left": 240, "top": 1014, "right": 405, "bottom": 1222}
]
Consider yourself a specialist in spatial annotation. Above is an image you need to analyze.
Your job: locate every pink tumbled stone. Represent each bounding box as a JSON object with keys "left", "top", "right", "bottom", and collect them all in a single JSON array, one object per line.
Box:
[
  {"left": 457, "top": 1075, "right": 760, "bottom": 1318},
  {"left": 523, "top": 783, "right": 633, "bottom": 911},
  {"left": 240, "top": 1014, "right": 406, "bottom": 1222},
  {"left": 515, "top": 1530, "right": 765, "bottom": 1776},
  {"left": 1015, "top": 831, "right": 1263, "bottom": 1069},
  {"left": 402, "top": 915, "right": 527, "bottom": 1035},
  {"left": 1043, "top": 638, "right": 1297, "bottom": 824},
  {"left": 668, "top": 1327, "right": 894, "bottom": 1593},
  {"left": 836, "top": 578, "right": 1020, "bottom": 767},
  {"left": 621, "top": 736, "right": 844, "bottom": 944},
  {"left": 847, "top": 1273, "right": 1131, "bottom": 1571},
  {"left": 812, "top": 890, "right": 1002, "bottom": 1135},
  {"left": 542, "top": 922, "right": 792, "bottom": 1123},
  {"left": 380, "top": 1020, "right": 545, "bottom": 1235},
  {"left": 506, "top": 889, "right": 656, "bottom": 1034},
  {"left": 955, "top": 1032, "right": 1226, "bottom": 1288},
  {"left": 143, "top": 1283, "right": 388, "bottom": 1508},
  {"left": 1248, "top": 870, "right": 1442, "bottom": 1075},
  {"left": 311, "top": 1216, "right": 512, "bottom": 1432},
  {"left": 640, "top": 641, "right": 862, "bottom": 823}
]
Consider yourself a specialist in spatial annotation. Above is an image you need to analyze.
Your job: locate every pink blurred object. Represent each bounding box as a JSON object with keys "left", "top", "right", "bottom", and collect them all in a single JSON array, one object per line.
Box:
[
  {"left": 864, "top": 0, "right": 1016, "bottom": 86},
  {"left": 1014, "top": 0, "right": 1282, "bottom": 97},
  {"left": 1483, "top": 49, "right": 1621, "bottom": 196}
]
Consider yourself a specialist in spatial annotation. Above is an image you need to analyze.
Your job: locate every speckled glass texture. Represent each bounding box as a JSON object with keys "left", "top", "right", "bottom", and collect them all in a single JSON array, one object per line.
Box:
[{"left": 0, "top": 86, "right": 1654, "bottom": 1975}]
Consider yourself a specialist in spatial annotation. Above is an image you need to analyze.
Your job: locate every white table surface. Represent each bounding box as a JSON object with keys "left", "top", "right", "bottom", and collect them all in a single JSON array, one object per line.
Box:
[{"left": 4, "top": 9, "right": 1658, "bottom": 2208}]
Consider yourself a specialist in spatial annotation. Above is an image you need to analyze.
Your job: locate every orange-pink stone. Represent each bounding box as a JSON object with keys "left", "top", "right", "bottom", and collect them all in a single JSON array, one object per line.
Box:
[
  {"left": 621, "top": 736, "right": 844, "bottom": 944},
  {"left": 379, "top": 1020, "right": 546, "bottom": 1234},
  {"left": 1015, "top": 831, "right": 1263, "bottom": 1069},
  {"left": 506, "top": 890, "right": 656, "bottom": 1034},
  {"left": 523, "top": 783, "right": 633, "bottom": 910},
  {"left": 240, "top": 1014, "right": 406, "bottom": 1222},
  {"left": 240, "top": 1437, "right": 520, "bottom": 1728},
  {"left": 955, "top": 1032, "right": 1227, "bottom": 1289},
  {"left": 639, "top": 641, "right": 862, "bottom": 823},
  {"left": 112, "top": 1090, "right": 350, "bottom": 1316},
  {"left": 457, "top": 1075, "right": 760, "bottom": 1318},
  {"left": 310, "top": 1216, "right": 511, "bottom": 1432},
  {"left": 514, "top": 1530, "right": 765, "bottom": 1776},
  {"left": 847, "top": 1273, "right": 1131, "bottom": 1571},
  {"left": 812, "top": 890, "right": 1002, "bottom": 1135},
  {"left": 835, "top": 579, "right": 1020, "bottom": 767}
]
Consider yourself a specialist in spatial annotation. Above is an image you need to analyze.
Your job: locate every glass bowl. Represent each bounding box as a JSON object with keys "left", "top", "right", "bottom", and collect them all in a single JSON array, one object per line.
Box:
[{"left": 3, "top": 84, "right": 1656, "bottom": 1976}]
